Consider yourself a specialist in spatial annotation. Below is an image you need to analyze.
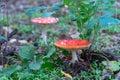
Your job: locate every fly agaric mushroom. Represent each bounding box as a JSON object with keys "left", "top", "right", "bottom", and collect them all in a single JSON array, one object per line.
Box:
[
  {"left": 31, "top": 17, "right": 58, "bottom": 44},
  {"left": 54, "top": 39, "right": 91, "bottom": 64}
]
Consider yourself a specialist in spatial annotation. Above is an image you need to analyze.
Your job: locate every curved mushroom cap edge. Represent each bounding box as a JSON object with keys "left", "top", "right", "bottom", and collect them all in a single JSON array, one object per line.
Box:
[
  {"left": 54, "top": 39, "right": 92, "bottom": 50},
  {"left": 31, "top": 17, "right": 59, "bottom": 24}
]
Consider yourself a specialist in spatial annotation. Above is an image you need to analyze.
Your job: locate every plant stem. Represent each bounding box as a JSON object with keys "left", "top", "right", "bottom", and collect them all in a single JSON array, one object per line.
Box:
[
  {"left": 5, "top": 0, "right": 9, "bottom": 26},
  {"left": 71, "top": 50, "right": 78, "bottom": 63},
  {"left": 41, "top": 25, "right": 47, "bottom": 45},
  {"left": 1, "top": 46, "right": 5, "bottom": 68}
]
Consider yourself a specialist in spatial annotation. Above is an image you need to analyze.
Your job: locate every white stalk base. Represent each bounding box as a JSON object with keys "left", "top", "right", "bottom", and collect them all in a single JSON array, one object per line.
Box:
[
  {"left": 71, "top": 51, "right": 78, "bottom": 64},
  {"left": 41, "top": 26, "right": 47, "bottom": 45}
]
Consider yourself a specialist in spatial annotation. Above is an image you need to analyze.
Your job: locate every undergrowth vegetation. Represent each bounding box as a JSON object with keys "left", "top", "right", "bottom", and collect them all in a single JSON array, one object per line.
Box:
[{"left": 0, "top": 0, "right": 120, "bottom": 80}]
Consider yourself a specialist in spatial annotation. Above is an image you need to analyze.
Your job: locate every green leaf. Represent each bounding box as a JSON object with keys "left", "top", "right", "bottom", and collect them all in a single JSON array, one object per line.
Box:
[
  {"left": 63, "top": 0, "right": 79, "bottom": 6},
  {"left": 62, "top": 50, "right": 69, "bottom": 55},
  {"left": 17, "top": 72, "right": 34, "bottom": 79},
  {"left": 29, "top": 61, "right": 42, "bottom": 70},
  {"left": 51, "top": 2, "right": 63, "bottom": 10},
  {"left": 68, "top": 13, "right": 77, "bottom": 21},
  {"left": 46, "top": 47, "right": 56, "bottom": 58},
  {"left": 26, "top": 6, "right": 46, "bottom": 16},
  {"left": 0, "top": 35, "right": 7, "bottom": 40},
  {"left": 42, "top": 62, "right": 55, "bottom": 70},
  {"left": 86, "top": 15, "right": 120, "bottom": 29},
  {"left": 42, "top": 47, "right": 57, "bottom": 69},
  {"left": 40, "top": 11, "right": 56, "bottom": 18},
  {"left": 19, "top": 45, "right": 35, "bottom": 60},
  {"left": 29, "top": 55, "right": 42, "bottom": 70},
  {"left": 0, "top": 65, "right": 21, "bottom": 77},
  {"left": 21, "top": 59, "right": 29, "bottom": 68},
  {"left": 102, "top": 61, "right": 120, "bottom": 72},
  {"left": 42, "top": 47, "right": 56, "bottom": 61},
  {"left": 0, "top": 76, "right": 9, "bottom": 80}
]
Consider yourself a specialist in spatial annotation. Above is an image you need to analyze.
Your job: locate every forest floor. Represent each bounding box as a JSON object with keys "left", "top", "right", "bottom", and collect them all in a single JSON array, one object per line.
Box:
[{"left": 0, "top": 0, "right": 120, "bottom": 80}]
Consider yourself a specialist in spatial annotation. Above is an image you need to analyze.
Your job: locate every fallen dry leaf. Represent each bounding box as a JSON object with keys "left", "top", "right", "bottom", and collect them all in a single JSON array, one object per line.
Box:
[{"left": 61, "top": 70, "right": 72, "bottom": 79}]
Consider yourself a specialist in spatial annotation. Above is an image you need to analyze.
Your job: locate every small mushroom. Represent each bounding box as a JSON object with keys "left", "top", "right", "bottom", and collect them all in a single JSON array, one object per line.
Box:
[
  {"left": 31, "top": 17, "right": 58, "bottom": 44},
  {"left": 54, "top": 39, "right": 91, "bottom": 64}
]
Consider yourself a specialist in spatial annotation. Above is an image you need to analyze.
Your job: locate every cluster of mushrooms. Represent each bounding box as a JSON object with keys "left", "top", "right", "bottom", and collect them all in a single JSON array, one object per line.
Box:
[{"left": 31, "top": 17, "right": 92, "bottom": 64}]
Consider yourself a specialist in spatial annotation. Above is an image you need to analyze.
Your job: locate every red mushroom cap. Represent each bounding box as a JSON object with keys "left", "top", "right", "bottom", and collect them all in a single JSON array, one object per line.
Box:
[
  {"left": 31, "top": 17, "right": 59, "bottom": 24},
  {"left": 54, "top": 39, "right": 92, "bottom": 50}
]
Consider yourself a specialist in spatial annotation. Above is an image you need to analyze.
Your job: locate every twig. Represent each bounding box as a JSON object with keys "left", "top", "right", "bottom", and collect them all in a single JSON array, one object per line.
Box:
[
  {"left": 0, "top": 29, "right": 18, "bottom": 46},
  {"left": 87, "top": 49, "right": 119, "bottom": 61}
]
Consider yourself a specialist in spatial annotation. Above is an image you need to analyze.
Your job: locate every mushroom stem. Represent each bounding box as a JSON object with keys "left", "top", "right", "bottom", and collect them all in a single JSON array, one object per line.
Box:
[
  {"left": 71, "top": 50, "right": 78, "bottom": 63},
  {"left": 41, "top": 25, "right": 47, "bottom": 45}
]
